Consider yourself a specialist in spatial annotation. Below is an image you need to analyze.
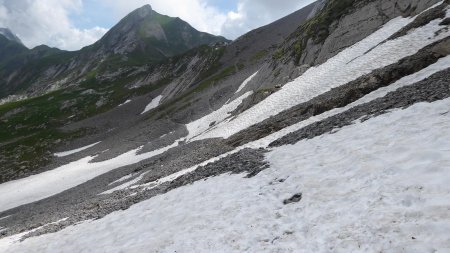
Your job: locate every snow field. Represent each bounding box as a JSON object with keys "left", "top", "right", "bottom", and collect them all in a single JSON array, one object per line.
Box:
[{"left": 2, "top": 97, "right": 450, "bottom": 252}]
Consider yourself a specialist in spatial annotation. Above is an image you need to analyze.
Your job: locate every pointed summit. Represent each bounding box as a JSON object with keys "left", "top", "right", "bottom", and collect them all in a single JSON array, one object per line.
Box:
[
  {"left": 135, "top": 4, "right": 153, "bottom": 17},
  {"left": 0, "top": 28, "right": 23, "bottom": 45},
  {"left": 93, "top": 5, "right": 228, "bottom": 62}
]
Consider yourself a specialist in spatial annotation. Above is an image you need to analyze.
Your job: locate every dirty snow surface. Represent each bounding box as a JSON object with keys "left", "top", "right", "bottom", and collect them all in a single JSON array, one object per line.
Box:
[{"left": 2, "top": 97, "right": 450, "bottom": 252}]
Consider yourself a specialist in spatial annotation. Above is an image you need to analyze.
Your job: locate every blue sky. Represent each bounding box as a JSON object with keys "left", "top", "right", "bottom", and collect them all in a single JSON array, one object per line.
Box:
[{"left": 0, "top": 0, "right": 315, "bottom": 50}]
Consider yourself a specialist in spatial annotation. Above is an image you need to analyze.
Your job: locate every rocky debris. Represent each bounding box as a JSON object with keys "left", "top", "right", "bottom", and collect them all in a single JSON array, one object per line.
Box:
[
  {"left": 0, "top": 142, "right": 55, "bottom": 184},
  {"left": 225, "top": 37, "right": 450, "bottom": 147},
  {"left": 270, "top": 68, "right": 450, "bottom": 147},
  {"left": 137, "top": 138, "right": 234, "bottom": 185},
  {"left": 283, "top": 193, "right": 303, "bottom": 205},
  {"left": 167, "top": 148, "right": 269, "bottom": 191}
]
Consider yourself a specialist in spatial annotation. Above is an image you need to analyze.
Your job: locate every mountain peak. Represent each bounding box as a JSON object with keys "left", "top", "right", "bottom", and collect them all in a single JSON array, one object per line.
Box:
[
  {"left": 139, "top": 4, "right": 152, "bottom": 11},
  {"left": 134, "top": 4, "right": 153, "bottom": 18},
  {"left": 94, "top": 5, "right": 228, "bottom": 62},
  {"left": 0, "top": 28, "right": 23, "bottom": 45}
]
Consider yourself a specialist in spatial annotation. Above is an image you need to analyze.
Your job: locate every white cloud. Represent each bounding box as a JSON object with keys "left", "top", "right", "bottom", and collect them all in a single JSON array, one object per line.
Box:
[{"left": 0, "top": 0, "right": 107, "bottom": 50}]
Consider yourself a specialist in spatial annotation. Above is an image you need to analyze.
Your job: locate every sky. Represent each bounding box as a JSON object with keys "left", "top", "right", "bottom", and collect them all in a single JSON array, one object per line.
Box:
[{"left": 0, "top": 0, "right": 315, "bottom": 51}]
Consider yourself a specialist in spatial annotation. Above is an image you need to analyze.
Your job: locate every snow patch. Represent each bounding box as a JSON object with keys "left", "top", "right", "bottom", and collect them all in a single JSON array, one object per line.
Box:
[
  {"left": 101, "top": 172, "right": 147, "bottom": 195},
  {"left": 118, "top": 99, "right": 131, "bottom": 107},
  {"left": 108, "top": 174, "right": 135, "bottom": 186},
  {"left": 235, "top": 71, "right": 258, "bottom": 94},
  {"left": 186, "top": 91, "right": 253, "bottom": 140},
  {"left": 141, "top": 95, "right": 162, "bottom": 114},
  {"left": 54, "top": 142, "right": 101, "bottom": 157}
]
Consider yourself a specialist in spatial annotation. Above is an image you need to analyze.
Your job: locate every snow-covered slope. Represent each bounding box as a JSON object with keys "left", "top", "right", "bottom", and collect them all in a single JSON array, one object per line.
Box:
[{"left": 2, "top": 98, "right": 449, "bottom": 252}]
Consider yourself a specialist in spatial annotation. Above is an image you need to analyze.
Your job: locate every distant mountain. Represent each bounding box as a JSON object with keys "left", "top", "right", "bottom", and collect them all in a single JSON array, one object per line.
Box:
[{"left": 91, "top": 5, "right": 228, "bottom": 62}]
